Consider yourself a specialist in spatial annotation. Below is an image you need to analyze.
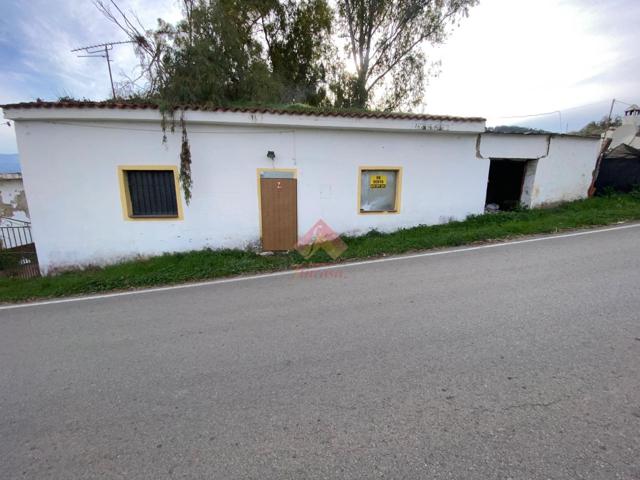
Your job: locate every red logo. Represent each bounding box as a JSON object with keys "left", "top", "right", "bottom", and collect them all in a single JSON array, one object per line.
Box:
[{"left": 296, "top": 219, "right": 347, "bottom": 259}]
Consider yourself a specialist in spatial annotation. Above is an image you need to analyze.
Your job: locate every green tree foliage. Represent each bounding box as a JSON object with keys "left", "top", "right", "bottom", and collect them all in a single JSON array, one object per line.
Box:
[
  {"left": 487, "top": 125, "right": 550, "bottom": 134},
  {"left": 334, "top": 0, "right": 478, "bottom": 110},
  {"left": 97, "top": 0, "right": 333, "bottom": 107},
  {"left": 160, "top": 1, "right": 280, "bottom": 105},
  {"left": 260, "top": 0, "right": 334, "bottom": 104},
  {"left": 573, "top": 116, "right": 622, "bottom": 137},
  {"left": 98, "top": 0, "right": 478, "bottom": 110}
]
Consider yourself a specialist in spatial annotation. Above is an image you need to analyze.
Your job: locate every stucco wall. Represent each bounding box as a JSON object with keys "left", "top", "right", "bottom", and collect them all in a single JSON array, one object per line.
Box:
[
  {"left": 14, "top": 120, "right": 489, "bottom": 273},
  {"left": 478, "top": 133, "right": 600, "bottom": 207},
  {"left": 529, "top": 137, "right": 600, "bottom": 207},
  {"left": 0, "top": 175, "right": 30, "bottom": 223},
  {"left": 478, "top": 134, "right": 550, "bottom": 159}
]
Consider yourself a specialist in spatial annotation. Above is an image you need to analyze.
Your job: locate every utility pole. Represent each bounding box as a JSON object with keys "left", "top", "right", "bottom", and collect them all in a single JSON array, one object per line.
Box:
[
  {"left": 606, "top": 98, "right": 616, "bottom": 128},
  {"left": 104, "top": 45, "right": 115, "bottom": 99},
  {"left": 558, "top": 111, "right": 562, "bottom": 133},
  {"left": 72, "top": 40, "right": 136, "bottom": 99}
]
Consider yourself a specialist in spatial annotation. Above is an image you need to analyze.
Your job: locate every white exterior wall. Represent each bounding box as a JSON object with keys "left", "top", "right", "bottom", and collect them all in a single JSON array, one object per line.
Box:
[
  {"left": 529, "top": 137, "right": 600, "bottom": 207},
  {"left": 13, "top": 118, "right": 489, "bottom": 273},
  {"left": 478, "top": 134, "right": 550, "bottom": 159},
  {"left": 479, "top": 133, "right": 600, "bottom": 207},
  {"left": 608, "top": 123, "right": 640, "bottom": 150},
  {"left": 0, "top": 175, "right": 30, "bottom": 223}
]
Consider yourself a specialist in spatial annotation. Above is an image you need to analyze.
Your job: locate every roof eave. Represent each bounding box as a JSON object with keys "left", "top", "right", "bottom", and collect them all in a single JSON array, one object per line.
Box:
[{"left": 2, "top": 105, "right": 486, "bottom": 134}]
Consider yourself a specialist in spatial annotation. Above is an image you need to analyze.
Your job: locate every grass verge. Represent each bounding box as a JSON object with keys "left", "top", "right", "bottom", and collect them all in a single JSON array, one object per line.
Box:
[{"left": 2, "top": 193, "right": 640, "bottom": 303}]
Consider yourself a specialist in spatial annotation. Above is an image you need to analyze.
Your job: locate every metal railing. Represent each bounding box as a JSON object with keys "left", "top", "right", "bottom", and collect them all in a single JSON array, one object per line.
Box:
[
  {"left": 0, "top": 217, "right": 40, "bottom": 279},
  {"left": 0, "top": 223, "right": 33, "bottom": 249}
]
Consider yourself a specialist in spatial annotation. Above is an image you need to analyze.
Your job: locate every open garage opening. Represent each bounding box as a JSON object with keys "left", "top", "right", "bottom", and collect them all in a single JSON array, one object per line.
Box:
[{"left": 485, "top": 159, "right": 537, "bottom": 211}]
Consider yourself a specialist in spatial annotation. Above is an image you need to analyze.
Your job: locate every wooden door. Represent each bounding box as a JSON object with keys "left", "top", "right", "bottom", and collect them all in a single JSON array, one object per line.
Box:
[{"left": 260, "top": 178, "right": 298, "bottom": 251}]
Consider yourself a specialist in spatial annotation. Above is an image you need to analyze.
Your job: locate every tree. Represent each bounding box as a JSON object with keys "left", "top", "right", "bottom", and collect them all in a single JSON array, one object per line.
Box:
[
  {"left": 573, "top": 116, "right": 622, "bottom": 137},
  {"left": 487, "top": 125, "right": 550, "bottom": 134},
  {"left": 96, "top": 0, "right": 334, "bottom": 107},
  {"left": 159, "top": 0, "right": 281, "bottom": 105},
  {"left": 94, "top": 0, "right": 168, "bottom": 95},
  {"left": 335, "top": 0, "right": 478, "bottom": 110},
  {"left": 260, "top": 0, "right": 334, "bottom": 105}
]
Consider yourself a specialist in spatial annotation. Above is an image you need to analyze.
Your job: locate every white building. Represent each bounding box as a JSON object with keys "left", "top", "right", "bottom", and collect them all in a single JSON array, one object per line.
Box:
[
  {"left": 2, "top": 101, "right": 600, "bottom": 274},
  {"left": 607, "top": 104, "right": 640, "bottom": 150},
  {"left": 478, "top": 132, "right": 600, "bottom": 209},
  {"left": 0, "top": 173, "right": 30, "bottom": 224}
]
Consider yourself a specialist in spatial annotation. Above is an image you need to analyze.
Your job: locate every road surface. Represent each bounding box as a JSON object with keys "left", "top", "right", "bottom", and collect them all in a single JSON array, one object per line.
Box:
[{"left": 1, "top": 225, "right": 640, "bottom": 479}]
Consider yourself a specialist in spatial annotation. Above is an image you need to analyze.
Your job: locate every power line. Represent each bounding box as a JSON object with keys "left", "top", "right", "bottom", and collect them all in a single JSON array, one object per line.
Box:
[
  {"left": 494, "top": 110, "right": 561, "bottom": 119},
  {"left": 491, "top": 110, "right": 562, "bottom": 131},
  {"left": 494, "top": 98, "right": 634, "bottom": 120},
  {"left": 490, "top": 98, "right": 638, "bottom": 132}
]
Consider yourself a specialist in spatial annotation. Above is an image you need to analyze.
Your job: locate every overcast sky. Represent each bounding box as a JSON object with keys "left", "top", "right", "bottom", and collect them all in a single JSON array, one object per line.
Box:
[{"left": 1, "top": 0, "right": 638, "bottom": 153}]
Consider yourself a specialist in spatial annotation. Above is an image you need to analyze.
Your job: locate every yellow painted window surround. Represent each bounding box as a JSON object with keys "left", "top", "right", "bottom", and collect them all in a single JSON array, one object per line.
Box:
[
  {"left": 118, "top": 165, "right": 184, "bottom": 221},
  {"left": 358, "top": 166, "right": 403, "bottom": 214}
]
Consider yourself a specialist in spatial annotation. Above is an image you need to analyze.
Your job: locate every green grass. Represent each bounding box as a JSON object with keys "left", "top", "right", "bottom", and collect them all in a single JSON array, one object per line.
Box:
[{"left": 2, "top": 192, "right": 640, "bottom": 303}]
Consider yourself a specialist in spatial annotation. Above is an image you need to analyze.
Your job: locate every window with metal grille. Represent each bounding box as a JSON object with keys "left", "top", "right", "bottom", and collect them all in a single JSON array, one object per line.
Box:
[{"left": 125, "top": 170, "right": 179, "bottom": 217}]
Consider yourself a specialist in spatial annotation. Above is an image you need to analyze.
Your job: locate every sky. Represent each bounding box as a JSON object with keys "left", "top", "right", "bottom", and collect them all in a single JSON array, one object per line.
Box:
[{"left": 1, "top": 0, "right": 639, "bottom": 154}]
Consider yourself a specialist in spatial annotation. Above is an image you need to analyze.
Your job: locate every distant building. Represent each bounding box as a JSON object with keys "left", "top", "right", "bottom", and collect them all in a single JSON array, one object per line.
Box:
[
  {"left": 594, "top": 104, "right": 640, "bottom": 193},
  {"left": 607, "top": 104, "right": 640, "bottom": 150}
]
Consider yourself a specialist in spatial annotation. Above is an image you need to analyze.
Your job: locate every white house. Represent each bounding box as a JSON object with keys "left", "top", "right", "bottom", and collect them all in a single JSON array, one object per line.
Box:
[{"left": 2, "top": 101, "right": 600, "bottom": 274}]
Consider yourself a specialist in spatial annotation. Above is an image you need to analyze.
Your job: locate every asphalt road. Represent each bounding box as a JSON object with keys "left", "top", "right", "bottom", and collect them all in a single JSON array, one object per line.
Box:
[{"left": 2, "top": 225, "right": 640, "bottom": 479}]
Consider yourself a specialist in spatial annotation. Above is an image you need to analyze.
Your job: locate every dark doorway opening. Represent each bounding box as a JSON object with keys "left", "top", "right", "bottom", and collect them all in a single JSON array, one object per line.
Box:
[{"left": 485, "top": 159, "right": 526, "bottom": 210}]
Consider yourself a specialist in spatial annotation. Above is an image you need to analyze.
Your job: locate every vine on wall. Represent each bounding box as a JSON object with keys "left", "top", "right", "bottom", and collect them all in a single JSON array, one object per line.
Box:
[
  {"left": 179, "top": 112, "right": 193, "bottom": 204},
  {"left": 158, "top": 104, "right": 193, "bottom": 204}
]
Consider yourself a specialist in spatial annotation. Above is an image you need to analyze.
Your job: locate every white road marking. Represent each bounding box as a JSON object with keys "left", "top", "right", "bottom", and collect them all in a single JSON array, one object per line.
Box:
[{"left": 2, "top": 222, "right": 639, "bottom": 311}]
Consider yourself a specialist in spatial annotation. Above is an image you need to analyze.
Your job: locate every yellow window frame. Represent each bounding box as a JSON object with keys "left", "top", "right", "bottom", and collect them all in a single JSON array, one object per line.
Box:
[
  {"left": 357, "top": 166, "right": 403, "bottom": 215},
  {"left": 118, "top": 165, "right": 184, "bottom": 221}
]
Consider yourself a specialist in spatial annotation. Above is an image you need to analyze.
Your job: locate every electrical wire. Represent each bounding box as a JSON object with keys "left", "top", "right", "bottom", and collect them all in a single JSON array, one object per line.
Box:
[{"left": 493, "top": 98, "right": 634, "bottom": 121}]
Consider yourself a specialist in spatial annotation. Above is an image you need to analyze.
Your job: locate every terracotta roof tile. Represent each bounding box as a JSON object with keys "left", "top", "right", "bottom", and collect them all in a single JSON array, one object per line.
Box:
[{"left": 1, "top": 100, "right": 485, "bottom": 123}]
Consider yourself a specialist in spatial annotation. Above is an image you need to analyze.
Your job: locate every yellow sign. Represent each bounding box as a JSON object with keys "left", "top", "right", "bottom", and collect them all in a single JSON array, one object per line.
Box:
[{"left": 370, "top": 174, "right": 387, "bottom": 189}]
